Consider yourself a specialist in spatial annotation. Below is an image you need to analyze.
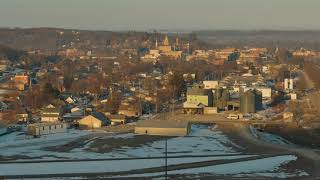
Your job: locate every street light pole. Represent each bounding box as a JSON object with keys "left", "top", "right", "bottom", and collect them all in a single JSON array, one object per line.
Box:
[{"left": 165, "top": 137, "right": 168, "bottom": 180}]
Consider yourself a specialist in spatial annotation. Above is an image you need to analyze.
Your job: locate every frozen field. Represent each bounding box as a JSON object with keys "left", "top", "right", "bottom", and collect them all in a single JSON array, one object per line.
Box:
[
  {"left": 0, "top": 125, "right": 239, "bottom": 159},
  {"left": 0, "top": 124, "right": 309, "bottom": 179}
]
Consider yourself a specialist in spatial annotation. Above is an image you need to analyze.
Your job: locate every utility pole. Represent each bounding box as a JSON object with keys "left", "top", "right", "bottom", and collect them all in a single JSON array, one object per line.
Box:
[{"left": 165, "top": 137, "right": 168, "bottom": 180}]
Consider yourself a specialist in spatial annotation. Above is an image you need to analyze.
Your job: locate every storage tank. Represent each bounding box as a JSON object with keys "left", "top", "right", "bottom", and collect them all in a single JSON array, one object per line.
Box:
[
  {"left": 289, "top": 79, "right": 294, "bottom": 90},
  {"left": 240, "top": 89, "right": 262, "bottom": 114},
  {"left": 284, "top": 78, "right": 289, "bottom": 90}
]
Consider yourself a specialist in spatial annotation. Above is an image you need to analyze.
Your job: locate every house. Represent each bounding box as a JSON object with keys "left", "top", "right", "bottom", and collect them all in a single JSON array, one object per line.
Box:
[
  {"left": 63, "top": 108, "right": 85, "bottom": 122},
  {"left": 26, "top": 123, "right": 67, "bottom": 137},
  {"left": 118, "top": 103, "right": 141, "bottom": 118},
  {"left": 289, "top": 93, "right": 297, "bottom": 100},
  {"left": 107, "top": 114, "right": 127, "bottom": 126},
  {"left": 78, "top": 112, "right": 109, "bottom": 129},
  {"left": 41, "top": 104, "right": 60, "bottom": 122},
  {"left": 16, "top": 108, "right": 29, "bottom": 122},
  {"left": 65, "top": 97, "right": 76, "bottom": 104},
  {"left": 71, "top": 107, "right": 81, "bottom": 113},
  {"left": 14, "top": 73, "right": 29, "bottom": 85},
  {"left": 135, "top": 120, "right": 190, "bottom": 136}
]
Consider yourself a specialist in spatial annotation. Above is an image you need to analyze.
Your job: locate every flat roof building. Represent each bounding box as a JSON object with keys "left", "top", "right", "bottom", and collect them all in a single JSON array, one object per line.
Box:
[{"left": 135, "top": 120, "right": 190, "bottom": 136}]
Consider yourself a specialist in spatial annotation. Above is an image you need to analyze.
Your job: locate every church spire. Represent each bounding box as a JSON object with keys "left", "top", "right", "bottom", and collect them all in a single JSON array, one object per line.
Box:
[{"left": 163, "top": 35, "right": 170, "bottom": 46}]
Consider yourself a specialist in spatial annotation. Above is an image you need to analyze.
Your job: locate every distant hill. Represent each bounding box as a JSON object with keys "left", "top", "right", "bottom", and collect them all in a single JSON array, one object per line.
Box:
[
  {"left": 1, "top": 28, "right": 320, "bottom": 51},
  {"left": 194, "top": 30, "right": 320, "bottom": 50},
  {"left": 0, "top": 28, "right": 115, "bottom": 51}
]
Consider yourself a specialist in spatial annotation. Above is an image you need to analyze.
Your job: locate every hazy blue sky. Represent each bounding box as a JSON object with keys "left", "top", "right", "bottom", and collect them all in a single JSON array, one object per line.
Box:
[{"left": 0, "top": 0, "right": 319, "bottom": 30}]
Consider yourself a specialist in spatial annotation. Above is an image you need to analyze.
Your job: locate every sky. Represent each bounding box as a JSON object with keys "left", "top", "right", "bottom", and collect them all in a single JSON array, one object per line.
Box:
[{"left": 0, "top": 0, "right": 320, "bottom": 31}]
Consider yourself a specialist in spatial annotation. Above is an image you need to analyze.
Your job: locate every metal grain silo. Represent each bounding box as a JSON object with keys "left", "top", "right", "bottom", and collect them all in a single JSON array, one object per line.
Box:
[{"left": 240, "top": 89, "right": 262, "bottom": 114}]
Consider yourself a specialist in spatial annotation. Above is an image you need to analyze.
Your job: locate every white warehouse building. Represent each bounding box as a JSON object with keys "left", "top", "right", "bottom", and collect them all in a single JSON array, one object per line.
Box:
[{"left": 242, "top": 86, "right": 272, "bottom": 100}]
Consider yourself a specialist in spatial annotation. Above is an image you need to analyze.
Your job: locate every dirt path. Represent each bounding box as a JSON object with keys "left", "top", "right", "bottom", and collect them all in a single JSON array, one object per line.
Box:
[{"left": 217, "top": 122, "right": 320, "bottom": 177}]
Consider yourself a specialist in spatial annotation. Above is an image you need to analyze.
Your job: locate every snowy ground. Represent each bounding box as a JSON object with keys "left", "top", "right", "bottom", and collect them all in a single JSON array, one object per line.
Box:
[
  {"left": 114, "top": 155, "right": 307, "bottom": 179},
  {"left": 0, "top": 127, "right": 6, "bottom": 135},
  {"left": 0, "top": 125, "right": 239, "bottom": 160},
  {"left": 0, "top": 156, "right": 254, "bottom": 176},
  {"left": 0, "top": 125, "right": 309, "bottom": 178},
  {"left": 249, "top": 126, "right": 294, "bottom": 146}
]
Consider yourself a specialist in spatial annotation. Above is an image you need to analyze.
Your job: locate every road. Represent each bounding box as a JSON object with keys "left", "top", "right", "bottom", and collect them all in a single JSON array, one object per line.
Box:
[
  {"left": 0, "top": 153, "right": 289, "bottom": 179},
  {"left": 228, "top": 123, "right": 320, "bottom": 177},
  {"left": 150, "top": 108, "right": 283, "bottom": 125}
]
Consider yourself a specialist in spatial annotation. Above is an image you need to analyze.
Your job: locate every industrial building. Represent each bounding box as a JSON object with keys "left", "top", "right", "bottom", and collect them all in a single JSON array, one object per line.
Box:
[
  {"left": 186, "top": 86, "right": 213, "bottom": 107},
  {"left": 242, "top": 86, "right": 272, "bottom": 100},
  {"left": 240, "top": 89, "right": 262, "bottom": 114},
  {"left": 214, "top": 87, "right": 230, "bottom": 110},
  {"left": 183, "top": 86, "right": 214, "bottom": 114},
  {"left": 284, "top": 78, "right": 294, "bottom": 91},
  {"left": 27, "top": 123, "right": 67, "bottom": 137},
  {"left": 135, "top": 120, "right": 191, "bottom": 136}
]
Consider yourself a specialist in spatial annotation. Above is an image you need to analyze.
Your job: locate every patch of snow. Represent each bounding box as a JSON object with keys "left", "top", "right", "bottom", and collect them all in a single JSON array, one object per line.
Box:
[{"left": 0, "top": 156, "right": 252, "bottom": 176}]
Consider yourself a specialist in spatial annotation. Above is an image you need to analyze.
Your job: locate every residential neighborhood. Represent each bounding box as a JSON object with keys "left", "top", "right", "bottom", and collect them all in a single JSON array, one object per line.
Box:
[{"left": 1, "top": 1, "right": 320, "bottom": 178}]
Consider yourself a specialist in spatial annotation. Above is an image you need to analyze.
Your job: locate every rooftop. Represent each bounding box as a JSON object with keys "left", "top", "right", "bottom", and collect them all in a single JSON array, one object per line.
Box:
[{"left": 136, "top": 120, "right": 189, "bottom": 129}]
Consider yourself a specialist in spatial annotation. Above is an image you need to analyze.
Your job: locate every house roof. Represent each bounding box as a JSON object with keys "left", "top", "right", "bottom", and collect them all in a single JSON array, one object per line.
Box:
[
  {"left": 0, "top": 101, "right": 9, "bottom": 110},
  {"left": 41, "top": 114, "right": 59, "bottom": 117},
  {"left": 81, "top": 112, "right": 109, "bottom": 124},
  {"left": 107, "top": 114, "right": 126, "bottom": 120},
  {"left": 42, "top": 108, "right": 59, "bottom": 113},
  {"left": 187, "top": 87, "right": 208, "bottom": 96},
  {"left": 183, "top": 102, "right": 205, "bottom": 109},
  {"left": 42, "top": 104, "right": 59, "bottom": 113}
]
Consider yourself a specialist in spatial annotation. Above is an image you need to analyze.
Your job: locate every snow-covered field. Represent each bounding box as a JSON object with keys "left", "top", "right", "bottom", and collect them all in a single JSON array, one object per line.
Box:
[
  {"left": 0, "top": 125, "right": 309, "bottom": 178},
  {"left": 114, "top": 155, "right": 307, "bottom": 179},
  {"left": 0, "top": 125, "right": 239, "bottom": 160},
  {"left": 0, "top": 156, "right": 254, "bottom": 176}
]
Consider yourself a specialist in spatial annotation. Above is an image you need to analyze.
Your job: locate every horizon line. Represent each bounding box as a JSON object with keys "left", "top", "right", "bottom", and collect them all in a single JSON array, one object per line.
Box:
[{"left": 1, "top": 26, "right": 320, "bottom": 33}]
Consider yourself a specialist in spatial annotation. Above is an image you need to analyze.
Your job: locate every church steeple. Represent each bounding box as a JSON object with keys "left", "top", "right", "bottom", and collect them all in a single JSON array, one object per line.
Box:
[
  {"left": 175, "top": 37, "right": 179, "bottom": 45},
  {"left": 163, "top": 35, "right": 170, "bottom": 46}
]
